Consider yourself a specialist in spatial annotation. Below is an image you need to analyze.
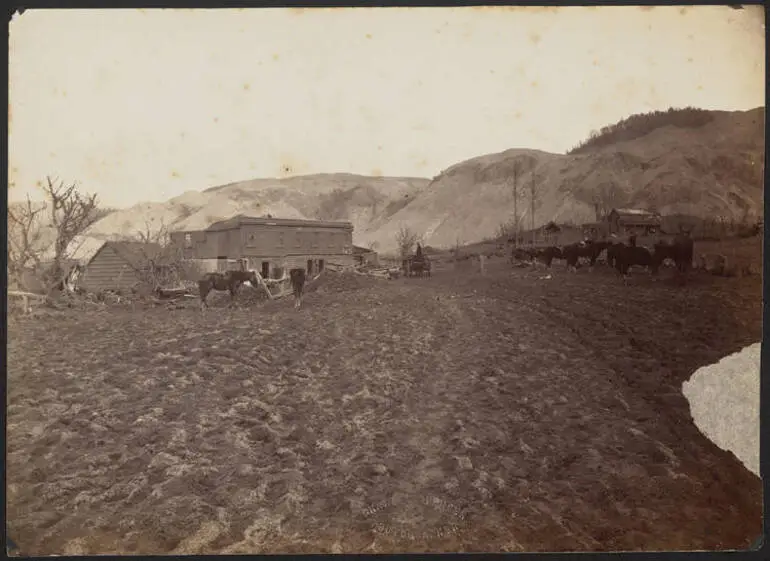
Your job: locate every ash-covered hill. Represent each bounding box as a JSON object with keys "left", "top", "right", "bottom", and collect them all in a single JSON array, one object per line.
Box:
[
  {"left": 357, "top": 107, "right": 764, "bottom": 253},
  {"left": 23, "top": 106, "right": 763, "bottom": 259}
]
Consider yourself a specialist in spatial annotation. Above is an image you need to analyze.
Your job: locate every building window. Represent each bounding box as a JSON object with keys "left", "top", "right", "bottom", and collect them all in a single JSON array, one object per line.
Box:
[
  {"left": 278, "top": 232, "right": 285, "bottom": 247},
  {"left": 328, "top": 232, "right": 334, "bottom": 248},
  {"left": 184, "top": 233, "right": 192, "bottom": 248},
  {"left": 312, "top": 232, "right": 319, "bottom": 248},
  {"left": 295, "top": 229, "right": 302, "bottom": 248}
]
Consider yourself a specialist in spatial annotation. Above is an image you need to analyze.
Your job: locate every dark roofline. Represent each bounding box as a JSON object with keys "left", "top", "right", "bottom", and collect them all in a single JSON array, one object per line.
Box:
[
  {"left": 353, "top": 245, "right": 376, "bottom": 254},
  {"left": 200, "top": 215, "right": 354, "bottom": 232}
]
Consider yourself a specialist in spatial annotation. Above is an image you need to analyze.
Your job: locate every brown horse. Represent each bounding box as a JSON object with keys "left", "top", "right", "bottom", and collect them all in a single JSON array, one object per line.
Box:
[{"left": 198, "top": 269, "right": 260, "bottom": 308}]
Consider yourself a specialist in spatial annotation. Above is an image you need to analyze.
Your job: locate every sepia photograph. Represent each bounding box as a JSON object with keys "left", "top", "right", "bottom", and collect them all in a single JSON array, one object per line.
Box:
[{"left": 6, "top": 4, "right": 765, "bottom": 555}]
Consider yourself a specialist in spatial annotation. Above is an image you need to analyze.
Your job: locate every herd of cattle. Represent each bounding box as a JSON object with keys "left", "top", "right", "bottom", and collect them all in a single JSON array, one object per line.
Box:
[
  {"left": 510, "top": 233, "right": 696, "bottom": 277},
  {"left": 192, "top": 234, "right": 695, "bottom": 311}
]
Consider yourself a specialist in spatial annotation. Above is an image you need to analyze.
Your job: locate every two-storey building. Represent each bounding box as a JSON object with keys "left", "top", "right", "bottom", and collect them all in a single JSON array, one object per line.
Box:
[{"left": 170, "top": 214, "right": 354, "bottom": 278}]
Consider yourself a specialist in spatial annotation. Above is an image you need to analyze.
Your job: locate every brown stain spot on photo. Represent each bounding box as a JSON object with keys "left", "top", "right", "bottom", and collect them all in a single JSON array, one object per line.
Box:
[
  {"left": 243, "top": 83, "right": 251, "bottom": 91},
  {"left": 679, "top": 7, "right": 690, "bottom": 15},
  {"left": 171, "top": 171, "right": 181, "bottom": 178},
  {"left": 213, "top": 117, "right": 219, "bottom": 123},
  {"left": 377, "top": 145, "right": 383, "bottom": 151},
  {"left": 529, "top": 32, "right": 541, "bottom": 45},
  {"left": 371, "top": 168, "right": 383, "bottom": 177},
  {"left": 638, "top": 6, "right": 655, "bottom": 12},
  {"left": 531, "top": 81, "right": 539, "bottom": 88},
  {"left": 272, "top": 53, "right": 280, "bottom": 62},
  {"left": 365, "top": 33, "right": 372, "bottom": 39},
  {"left": 514, "top": 111, "right": 522, "bottom": 119},
  {"left": 687, "top": 57, "right": 694, "bottom": 63}
]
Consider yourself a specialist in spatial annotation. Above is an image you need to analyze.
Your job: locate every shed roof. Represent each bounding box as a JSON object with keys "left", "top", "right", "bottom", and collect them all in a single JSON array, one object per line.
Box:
[
  {"left": 352, "top": 245, "right": 376, "bottom": 255},
  {"left": 204, "top": 214, "right": 353, "bottom": 232},
  {"left": 610, "top": 208, "right": 661, "bottom": 225},
  {"left": 88, "top": 241, "right": 164, "bottom": 269}
]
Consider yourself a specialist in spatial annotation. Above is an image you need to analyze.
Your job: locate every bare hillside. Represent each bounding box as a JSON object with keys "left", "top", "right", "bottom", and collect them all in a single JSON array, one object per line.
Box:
[
  {"left": 80, "top": 174, "right": 428, "bottom": 255},
  {"left": 21, "top": 107, "right": 762, "bottom": 260},
  {"left": 358, "top": 107, "right": 764, "bottom": 253}
]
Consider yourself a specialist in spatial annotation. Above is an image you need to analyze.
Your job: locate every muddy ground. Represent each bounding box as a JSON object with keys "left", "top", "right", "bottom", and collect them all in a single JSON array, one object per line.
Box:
[{"left": 6, "top": 237, "right": 762, "bottom": 554}]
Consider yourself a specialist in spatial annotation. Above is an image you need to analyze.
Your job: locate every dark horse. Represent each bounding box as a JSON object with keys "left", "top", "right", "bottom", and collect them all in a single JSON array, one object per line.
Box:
[
  {"left": 198, "top": 269, "right": 260, "bottom": 308},
  {"left": 289, "top": 268, "right": 307, "bottom": 309}
]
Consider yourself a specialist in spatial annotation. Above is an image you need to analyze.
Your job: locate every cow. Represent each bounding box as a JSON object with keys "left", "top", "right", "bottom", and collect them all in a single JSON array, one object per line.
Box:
[
  {"left": 561, "top": 240, "right": 610, "bottom": 272},
  {"left": 510, "top": 247, "right": 537, "bottom": 264},
  {"left": 613, "top": 244, "right": 655, "bottom": 278},
  {"left": 653, "top": 234, "right": 695, "bottom": 275},
  {"left": 535, "top": 246, "right": 563, "bottom": 268},
  {"left": 289, "top": 268, "right": 307, "bottom": 309}
]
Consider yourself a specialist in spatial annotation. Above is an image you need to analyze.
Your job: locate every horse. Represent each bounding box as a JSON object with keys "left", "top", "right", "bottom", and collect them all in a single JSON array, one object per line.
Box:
[
  {"left": 198, "top": 269, "right": 260, "bottom": 309},
  {"left": 289, "top": 268, "right": 307, "bottom": 309}
]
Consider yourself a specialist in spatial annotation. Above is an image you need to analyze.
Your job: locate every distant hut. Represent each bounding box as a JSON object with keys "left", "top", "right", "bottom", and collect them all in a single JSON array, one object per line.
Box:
[
  {"left": 607, "top": 208, "right": 661, "bottom": 236},
  {"left": 352, "top": 245, "right": 379, "bottom": 267}
]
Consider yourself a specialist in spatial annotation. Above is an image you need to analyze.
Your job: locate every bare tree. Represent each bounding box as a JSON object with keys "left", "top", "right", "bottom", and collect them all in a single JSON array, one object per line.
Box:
[
  {"left": 593, "top": 181, "right": 625, "bottom": 222},
  {"left": 395, "top": 225, "right": 421, "bottom": 259},
  {"left": 7, "top": 196, "right": 48, "bottom": 288},
  {"left": 41, "top": 176, "right": 100, "bottom": 288},
  {"left": 126, "top": 218, "right": 200, "bottom": 292}
]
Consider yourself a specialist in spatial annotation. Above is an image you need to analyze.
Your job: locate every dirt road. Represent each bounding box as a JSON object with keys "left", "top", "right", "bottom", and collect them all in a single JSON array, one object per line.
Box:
[{"left": 6, "top": 259, "right": 762, "bottom": 554}]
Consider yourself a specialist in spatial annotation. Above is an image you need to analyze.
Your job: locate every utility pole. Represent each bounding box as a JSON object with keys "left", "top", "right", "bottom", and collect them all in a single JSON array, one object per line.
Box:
[
  {"left": 511, "top": 163, "right": 521, "bottom": 246},
  {"left": 529, "top": 170, "right": 538, "bottom": 245}
]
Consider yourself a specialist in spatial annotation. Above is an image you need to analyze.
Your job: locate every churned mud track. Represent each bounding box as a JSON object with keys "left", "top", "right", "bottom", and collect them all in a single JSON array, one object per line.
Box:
[{"left": 6, "top": 266, "right": 761, "bottom": 554}]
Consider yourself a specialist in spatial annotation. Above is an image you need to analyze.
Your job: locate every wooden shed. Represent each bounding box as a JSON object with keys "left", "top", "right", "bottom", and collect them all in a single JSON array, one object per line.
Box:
[
  {"left": 607, "top": 208, "right": 662, "bottom": 236},
  {"left": 352, "top": 245, "right": 379, "bottom": 267},
  {"left": 79, "top": 241, "right": 163, "bottom": 293}
]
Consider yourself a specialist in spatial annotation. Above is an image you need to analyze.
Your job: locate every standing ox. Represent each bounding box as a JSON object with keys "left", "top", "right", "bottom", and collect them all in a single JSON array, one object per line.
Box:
[
  {"left": 289, "top": 268, "right": 307, "bottom": 309},
  {"left": 535, "top": 246, "right": 563, "bottom": 268},
  {"left": 613, "top": 244, "right": 655, "bottom": 280},
  {"left": 561, "top": 240, "right": 610, "bottom": 272},
  {"left": 198, "top": 269, "right": 260, "bottom": 309},
  {"left": 653, "top": 233, "right": 695, "bottom": 275}
]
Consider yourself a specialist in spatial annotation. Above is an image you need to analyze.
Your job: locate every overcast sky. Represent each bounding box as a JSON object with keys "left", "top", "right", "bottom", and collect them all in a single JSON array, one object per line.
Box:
[{"left": 9, "top": 6, "right": 765, "bottom": 208}]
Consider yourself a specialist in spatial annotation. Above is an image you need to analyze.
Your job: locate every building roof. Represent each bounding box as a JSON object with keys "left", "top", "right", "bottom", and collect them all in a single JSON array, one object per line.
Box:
[
  {"left": 610, "top": 208, "right": 661, "bottom": 225},
  {"left": 88, "top": 241, "right": 164, "bottom": 269},
  {"left": 204, "top": 214, "right": 354, "bottom": 232},
  {"left": 352, "top": 245, "right": 376, "bottom": 255}
]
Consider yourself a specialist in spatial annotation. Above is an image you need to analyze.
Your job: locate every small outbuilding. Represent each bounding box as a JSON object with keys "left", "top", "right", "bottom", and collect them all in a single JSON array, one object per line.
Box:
[
  {"left": 353, "top": 245, "right": 379, "bottom": 267},
  {"left": 78, "top": 241, "right": 164, "bottom": 293},
  {"left": 607, "top": 208, "right": 661, "bottom": 236}
]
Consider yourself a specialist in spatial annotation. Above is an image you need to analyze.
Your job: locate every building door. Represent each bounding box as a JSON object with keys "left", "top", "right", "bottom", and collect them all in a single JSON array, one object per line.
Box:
[
  {"left": 307, "top": 259, "right": 314, "bottom": 276},
  {"left": 261, "top": 261, "right": 270, "bottom": 278},
  {"left": 318, "top": 259, "right": 325, "bottom": 273},
  {"left": 217, "top": 255, "right": 228, "bottom": 272}
]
